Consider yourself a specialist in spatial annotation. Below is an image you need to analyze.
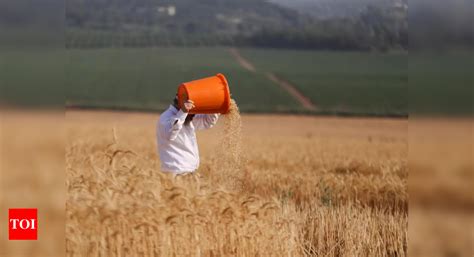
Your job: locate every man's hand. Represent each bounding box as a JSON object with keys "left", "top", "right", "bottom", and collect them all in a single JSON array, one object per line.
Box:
[{"left": 182, "top": 100, "right": 195, "bottom": 113}]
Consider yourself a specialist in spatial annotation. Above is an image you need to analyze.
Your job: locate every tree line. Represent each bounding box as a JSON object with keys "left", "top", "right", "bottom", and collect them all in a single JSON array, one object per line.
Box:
[{"left": 65, "top": 0, "right": 408, "bottom": 51}]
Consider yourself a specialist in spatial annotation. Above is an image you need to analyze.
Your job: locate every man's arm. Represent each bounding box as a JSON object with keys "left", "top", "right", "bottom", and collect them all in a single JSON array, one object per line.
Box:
[
  {"left": 160, "top": 110, "right": 188, "bottom": 141},
  {"left": 193, "top": 113, "right": 219, "bottom": 130},
  {"left": 161, "top": 100, "right": 195, "bottom": 140}
]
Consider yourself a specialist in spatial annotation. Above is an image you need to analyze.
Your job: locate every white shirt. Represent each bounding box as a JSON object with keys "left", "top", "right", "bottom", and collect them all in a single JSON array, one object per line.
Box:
[{"left": 157, "top": 105, "right": 219, "bottom": 174}]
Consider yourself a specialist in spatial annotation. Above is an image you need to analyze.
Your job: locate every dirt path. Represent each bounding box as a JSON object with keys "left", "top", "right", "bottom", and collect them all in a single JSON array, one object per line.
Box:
[
  {"left": 228, "top": 48, "right": 317, "bottom": 111},
  {"left": 264, "top": 73, "right": 317, "bottom": 111},
  {"left": 228, "top": 48, "right": 256, "bottom": 72}
]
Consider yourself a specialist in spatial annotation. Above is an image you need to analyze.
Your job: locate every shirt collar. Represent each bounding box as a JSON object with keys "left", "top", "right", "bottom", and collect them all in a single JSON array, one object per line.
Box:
[{"left": 168, "top": 104, "right": 179, "bottom": 114}]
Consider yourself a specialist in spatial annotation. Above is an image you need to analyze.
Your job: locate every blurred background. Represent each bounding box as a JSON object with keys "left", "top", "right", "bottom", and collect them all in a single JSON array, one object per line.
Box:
[
  {"left": 2, "top": 0, "right": 410, "bottom": 116},
  {"left": 0, "top": 0, "right": 471, "bottom": 116}
]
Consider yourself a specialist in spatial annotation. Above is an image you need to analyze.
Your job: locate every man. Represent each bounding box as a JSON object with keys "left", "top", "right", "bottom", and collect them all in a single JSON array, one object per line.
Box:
[{"left": 156, "top": 95, "right": 219, "bottom": 176}]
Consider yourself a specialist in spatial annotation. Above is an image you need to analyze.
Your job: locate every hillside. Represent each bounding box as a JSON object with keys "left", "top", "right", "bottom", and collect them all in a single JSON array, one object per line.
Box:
[
  {"left": 65, "top": 0, "right": 407, "bottom": 51},
  {"left": 67, "top": 0, "right": 306, "bottom": 36},
  {"left": 268, "top": 0, "right": 402, "bottom": 18}
]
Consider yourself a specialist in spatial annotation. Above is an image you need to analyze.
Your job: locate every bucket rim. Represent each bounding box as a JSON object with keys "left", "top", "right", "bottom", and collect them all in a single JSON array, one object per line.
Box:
[
  {"left": 216, "top": 73, "right": 231, "bottom": 114},
  {"left": 177, "top": 83, "right": 189, "bottom": 110}
]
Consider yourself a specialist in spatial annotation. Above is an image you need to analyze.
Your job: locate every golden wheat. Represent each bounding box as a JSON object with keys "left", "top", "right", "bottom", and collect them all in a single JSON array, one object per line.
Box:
[
  {"left": 4, "top": 112, "right": 472, "bottom": 257},
  {"left": 65, "top": 109, "right": 408, "bottom": 257}
]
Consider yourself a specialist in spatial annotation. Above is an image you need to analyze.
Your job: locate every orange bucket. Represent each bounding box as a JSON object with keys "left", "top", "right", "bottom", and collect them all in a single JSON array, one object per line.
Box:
[{"left": 177, "top": 73, "right": 231, "bottom": 114}]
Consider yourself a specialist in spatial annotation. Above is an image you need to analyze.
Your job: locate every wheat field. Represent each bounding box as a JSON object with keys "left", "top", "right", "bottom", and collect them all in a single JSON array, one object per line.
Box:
[{"left": 65, "top": 110, "right": 408, "bottom": 257}]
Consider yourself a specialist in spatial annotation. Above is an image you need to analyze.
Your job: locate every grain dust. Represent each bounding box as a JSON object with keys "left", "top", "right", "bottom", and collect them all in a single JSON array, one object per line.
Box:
[{"left": 211, "top": 99, "right": 245, "bottom": 189}]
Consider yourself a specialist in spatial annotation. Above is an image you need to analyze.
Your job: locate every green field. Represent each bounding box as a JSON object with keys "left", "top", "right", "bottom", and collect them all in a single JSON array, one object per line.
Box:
[
  {"left": 1, "top": 47, "right": 411, "bottom": 116},
  {"left": 0, "top": 49, "right": 65, "bottom": 106},
  {"left": 409, "top": 51, "right": 472, "bottom": 116},
  {"left": 240, "top": 48, "right": 408, "bottom": 116},
  {"left": 65, "top": 48, "right": 301, "bottom": 113}
]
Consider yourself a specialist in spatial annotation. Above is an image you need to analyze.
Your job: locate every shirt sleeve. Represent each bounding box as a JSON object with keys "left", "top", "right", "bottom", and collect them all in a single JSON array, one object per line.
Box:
[
  {"left": 193, "top": 113, "right": 220, "bottom": 130},
  {"left": 160, "top": 110, "right": 188, "bottom": 140}
]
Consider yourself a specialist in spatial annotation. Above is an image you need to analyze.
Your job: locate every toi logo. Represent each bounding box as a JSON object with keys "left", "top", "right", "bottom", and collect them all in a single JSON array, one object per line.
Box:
[{"left": 9, "top": 208, "right": 38, "bottom": 240}]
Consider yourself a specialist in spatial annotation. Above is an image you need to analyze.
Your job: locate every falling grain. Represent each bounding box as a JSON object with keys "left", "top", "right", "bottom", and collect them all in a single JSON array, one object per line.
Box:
[{"left": 65, "top": 111, "right": 408, "bottom": 257}]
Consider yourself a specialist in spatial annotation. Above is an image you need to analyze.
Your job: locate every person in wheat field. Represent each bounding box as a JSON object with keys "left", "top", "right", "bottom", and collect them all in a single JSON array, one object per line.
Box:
[{"left": 156, "top": 95, "right": 219, "bottom": 179}]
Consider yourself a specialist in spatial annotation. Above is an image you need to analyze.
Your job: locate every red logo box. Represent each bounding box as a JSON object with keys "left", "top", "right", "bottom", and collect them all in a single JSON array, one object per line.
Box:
[{"left": 9, "top": 208, "right": 38, "bottom": 240}]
